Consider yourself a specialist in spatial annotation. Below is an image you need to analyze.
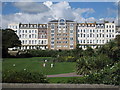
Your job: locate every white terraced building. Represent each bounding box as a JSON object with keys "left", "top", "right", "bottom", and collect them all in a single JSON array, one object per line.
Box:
[
  {"left": 77, "top": 22, "right": 116, "bottom": 50},
  {"left": 8, "top": 19, "right": 117, "bottom": 50},
  {"left": 8, "top": 23, "right": 48, "bottom": 50}
]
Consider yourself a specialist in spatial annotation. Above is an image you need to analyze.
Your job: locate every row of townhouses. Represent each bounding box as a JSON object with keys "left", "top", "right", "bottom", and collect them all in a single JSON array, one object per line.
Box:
[{"left": 8, "top": 18, "right": 119, "bottom": 50}]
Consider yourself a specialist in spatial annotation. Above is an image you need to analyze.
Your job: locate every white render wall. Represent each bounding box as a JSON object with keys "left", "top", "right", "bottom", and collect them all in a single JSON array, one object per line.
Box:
[
  {"left": 77, "top": 23, "right": 116, "bottom": 50},
  {"left": 8, "top": 23, "right": 19, "bottom": 36},
  {"left": 8, "top": 24, "right": 48, "bottom": 50}
]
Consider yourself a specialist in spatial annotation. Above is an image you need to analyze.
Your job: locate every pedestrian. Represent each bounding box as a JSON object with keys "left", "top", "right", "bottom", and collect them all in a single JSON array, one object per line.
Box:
[
  {"left": 43, "top": 63, "right": 46, "bottom": 67},
  {"left": 51, "top": 63, "right": 54, "bottom": 68},
  {"left": 45, "top": 60, "right": 47, "bottom": 62},
  {"left": 13, "top": 64, "right": 16, "bottom": 67}
]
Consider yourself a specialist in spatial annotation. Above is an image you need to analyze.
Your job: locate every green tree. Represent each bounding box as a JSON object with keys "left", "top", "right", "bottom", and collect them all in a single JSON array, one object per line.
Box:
[
  {"left": 97, "top": 39, "right": 120, "bottom": 61},
  {"left": 115, "top": 35, "right": 120, "bottom": 48},
  {"left": 84, "top": 46, "right": 95, "bottom": 56},
  {"left": 2, "top": 29, "right": 21, "bottom": 57}
]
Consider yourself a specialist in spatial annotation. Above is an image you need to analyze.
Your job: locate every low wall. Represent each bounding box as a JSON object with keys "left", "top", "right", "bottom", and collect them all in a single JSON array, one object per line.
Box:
[{"left": 2, "top": 83, "right": 119, "bottom": 88}]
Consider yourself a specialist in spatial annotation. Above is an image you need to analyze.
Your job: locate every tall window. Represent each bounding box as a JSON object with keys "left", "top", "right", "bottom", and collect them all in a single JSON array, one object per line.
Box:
[
  {"left": 29, "top": 30, "right": 31, "bottom": 33},
  {"left": 84, "top": 29, "right": 85, "bottom": 32},
  {"left": 97, "top": 34, "right": 98, "bottom": 37},
  {"left": 84, "top": 34, "right": 85, "bottom": 37},
  {"left": 51, "top": 34, "right": 54, "bottom": 37},
  {"left": 106, "top": 25, "right": 108, "bottom": 28},
  {"left": 70, "top": 30, "right": 73, "bottom": 33},
  {"left": 51, "top": 24, "right": 54, "bottom": 29},
  {"left": 109, "top": 25, "right": 111, "bottom": 28},
  {"left": 70, "top": 38, "right": 73, "bottom": 40},
  {"left": 51, "top": 30, "right": 54, "bottom": 33},
  {"left": 29, "top": 35, "right": 31, "bottom": 38},
  {"left": 103, "top": 34, "right": 104, "bottom": 37},
  {"left": 90, "top": 33, "right": 92, "bottom": 37},
  {"left": 29, "top": 40, "right": 31, "bottom": 44},
  {"left": 112, "top": 25, "right": 114, "bottom": 28}
]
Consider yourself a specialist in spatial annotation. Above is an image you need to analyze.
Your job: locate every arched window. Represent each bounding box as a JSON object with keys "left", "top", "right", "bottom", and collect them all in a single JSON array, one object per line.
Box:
[
  {"left": 59, "top": 19, "right": 65, "bottom": 25},
  {"left": 60, "top": 19, "right": 65, "bottom": 22}
]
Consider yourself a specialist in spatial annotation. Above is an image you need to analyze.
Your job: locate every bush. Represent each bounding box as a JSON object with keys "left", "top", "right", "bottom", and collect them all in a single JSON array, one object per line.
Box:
[
  {"left": 85, "top": 61, "right": 120, "bottom": 85},
  {"left": 56, "top": 56, "right": 76, "bottom": 62},
  {"left": 76, "top": 54, "right": 112, "bottom": 75},
  {"left": 67, "top": 77, "right": 86, "bottom": 84},
  {"left": 2, "top": 70, "right": 49, "bottom": 83},
  {"left": 16, "top": 53, "right": 32, "bottom": 58},
  {"left": 28, "top": 50, "right": 58, "bottom": 57}
]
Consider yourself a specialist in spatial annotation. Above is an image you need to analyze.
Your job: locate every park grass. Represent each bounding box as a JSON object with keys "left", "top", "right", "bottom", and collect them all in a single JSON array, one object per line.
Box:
[{"left": 2, "top": 57, "right": 76, "bottom": 75}]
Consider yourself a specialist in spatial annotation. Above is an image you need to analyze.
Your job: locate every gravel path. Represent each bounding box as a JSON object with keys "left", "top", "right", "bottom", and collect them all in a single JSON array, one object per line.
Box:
[{"left": 47, "top": 72, "right": 82, "bottom": 77}]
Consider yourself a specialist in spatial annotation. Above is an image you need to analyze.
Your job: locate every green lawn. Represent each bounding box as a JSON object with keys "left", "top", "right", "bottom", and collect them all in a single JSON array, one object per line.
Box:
[
  {"left": 2, "top": 57, "right": 76, "bottom": 75},
  {"left": 48, "top": 77, "right": 74, "bottom": 83}
]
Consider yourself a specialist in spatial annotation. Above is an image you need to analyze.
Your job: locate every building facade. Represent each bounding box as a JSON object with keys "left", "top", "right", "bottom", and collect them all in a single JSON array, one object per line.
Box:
[
  {"left": 8, "top": 19, "right": 117, "bottom": 50},
  {"left": 77, "top": 22, "right": 116, "bottom": 50},
  {"left": 8, "top": 23, "right": 48, "bottom": 50},
  {"left": 48, "top": 19, "right": 77, "bottom": 50}
]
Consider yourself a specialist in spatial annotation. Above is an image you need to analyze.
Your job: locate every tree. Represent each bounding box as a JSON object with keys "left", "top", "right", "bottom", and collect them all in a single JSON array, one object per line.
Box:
[
  {"left": 115, "top": 35, "right": 120, "bottom": 48},
  {"left": 84, "top": 46, "right": 95, "bottom": 56},
  {"left": 97, "top": 39, "right": 120, "bottom": 61},
  {"left": 2, "top": 29, "right": 21, "bottom": 57}
]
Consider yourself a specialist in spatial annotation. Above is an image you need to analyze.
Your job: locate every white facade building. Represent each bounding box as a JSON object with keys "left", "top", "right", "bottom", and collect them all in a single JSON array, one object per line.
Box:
[
  {"left": 8, "top": 20, "right": 117, "bottom": 50},
  {"left": 8, "top": 23, "right": 48, "bottom": 50},
  {"left": 77, "top": 22, "right": 116, "bottom": 50}
]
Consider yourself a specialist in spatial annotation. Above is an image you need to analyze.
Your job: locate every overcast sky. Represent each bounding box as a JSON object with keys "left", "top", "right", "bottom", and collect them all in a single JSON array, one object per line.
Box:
[{"left": 1, "top": 1, "right": 118, "bottom": 28}]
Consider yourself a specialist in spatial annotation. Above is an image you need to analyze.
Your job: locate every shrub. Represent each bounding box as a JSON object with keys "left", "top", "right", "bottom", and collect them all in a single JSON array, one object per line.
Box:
[
  {"left": 67, "top": 77, "right": 86, "bottom": 84},
  {"left": 2, "top": 70, "right": 49, "bottom": 83},
  {"left": 16, "top": 53, "right": 32, "bottom": 58},
  {"left": 76, "top": 54, "right": 112, "bottom": 75},
  {"left": 28, "top": 50, "right": 58, "bottom": 57},
  {"left": 85, "top": 61, "right": 120, "bottom": 85},
  {"left": 56, "top": 56, "right": 76, "bottom": 62}
]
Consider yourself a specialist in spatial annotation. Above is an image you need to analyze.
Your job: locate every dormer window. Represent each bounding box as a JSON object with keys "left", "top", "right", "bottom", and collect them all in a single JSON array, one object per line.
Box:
[
  {"left": 92, "top": 24, "right": 94, "bottom": 26},
  {"left": 97, "top": 25, "right": 100, "bottom": 28},
  {"left": 34, "top": 25, "right": 37, "bottom": 28},
  {"left": 30, "top": 25, "right": 33, "bottom": 28}
]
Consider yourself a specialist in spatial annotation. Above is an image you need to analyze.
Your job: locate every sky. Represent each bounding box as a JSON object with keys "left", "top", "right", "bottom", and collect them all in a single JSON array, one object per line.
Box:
[{"left": 1, "top": 1, "right": 118, "bottom": 28}]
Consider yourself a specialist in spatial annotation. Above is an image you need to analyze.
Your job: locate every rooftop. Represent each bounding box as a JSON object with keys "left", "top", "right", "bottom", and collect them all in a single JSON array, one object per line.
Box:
[{"left": 49, "top": 20, "right": 74, "bottom": 22}]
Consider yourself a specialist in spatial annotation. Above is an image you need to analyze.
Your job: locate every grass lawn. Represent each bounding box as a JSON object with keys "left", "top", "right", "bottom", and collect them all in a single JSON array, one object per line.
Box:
[
  {"left": 2, "top": 57, "right": 76, "bottom": 75},
  {"left": 48, "top": 77, "right": 73, "bottom": 83}
]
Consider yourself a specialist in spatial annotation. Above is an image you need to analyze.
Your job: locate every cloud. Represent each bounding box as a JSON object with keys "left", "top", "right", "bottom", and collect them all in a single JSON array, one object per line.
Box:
[
  {"left": 13, "top": 2, "right": 50, "bottom": 13},
  {"left": 43, "top": 1, "right": 53, "bottom": 8},
  {"left": 2, "top": 1, "right": 95, "bottom": 28}
]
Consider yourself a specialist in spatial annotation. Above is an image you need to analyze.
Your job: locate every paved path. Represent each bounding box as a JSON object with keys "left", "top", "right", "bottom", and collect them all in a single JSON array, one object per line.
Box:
[
  {"left": 3, "top": 83, "right": 119, "bottom": 88},
  {"left": 47, "top": 72, "right": 82, "bottom": 77}
]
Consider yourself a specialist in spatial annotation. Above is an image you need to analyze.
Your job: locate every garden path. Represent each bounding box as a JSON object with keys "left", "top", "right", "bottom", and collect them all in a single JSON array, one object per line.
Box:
[{"left": 47, "top": 72, "right": 82, "bottom": 77}]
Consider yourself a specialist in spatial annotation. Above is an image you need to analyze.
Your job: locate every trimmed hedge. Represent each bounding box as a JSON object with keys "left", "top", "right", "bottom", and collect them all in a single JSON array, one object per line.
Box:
[{"left": 2, "top": 70, "right": 49, "bottom": 83}]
